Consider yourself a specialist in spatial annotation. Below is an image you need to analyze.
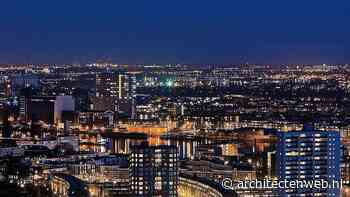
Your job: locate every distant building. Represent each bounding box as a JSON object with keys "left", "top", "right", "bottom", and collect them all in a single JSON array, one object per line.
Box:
[
  {"left": 55, "top": 96, "right": 75, "bottom": 123},
  {"left": 11, "top": 74, "right": 40, "bottom": 89},
  {"left": 57, "top": 135, "right": 79, "bottom": 152},
  {"left": 96, "top": 72, "right": 117, "bottom": 98},
  {"left": 195, "top": 144, "right": 222, "bottom": 160},
  {"left": 276, "top": 125, "right": 341, "bottom": 196},
  {"left": 129, "top": 142, "right": 178, "bottom": 196},
  {"left": 90, "top": 96, "right": 116, "bottom": 112},
  {"left": 3, "top": 79, "right": 12, "bottom": 97},
  {"left": 25, "top": 96, "right": 56, "bottom": 124},
  {"left": 24, "top": 96, "right": 75, "bottom": 124},
  {"left": 78, "top": 110, "right": 115, "bottom": 128},
  {"left": 54, "top": 96, "right": 75, "bottom": 124},
  {"left": 95, "top": 72, "right": 136, "bottom": 118},
  {"left": 0, "top": 105, "right": 12, "bottom": 138}
]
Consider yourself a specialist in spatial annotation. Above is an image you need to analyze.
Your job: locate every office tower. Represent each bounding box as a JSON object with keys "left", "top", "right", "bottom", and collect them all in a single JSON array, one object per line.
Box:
[
  {"left": 90, "top": 96, "right": 115, "bottom": 111},
  {"left": 276, "top": 125, "right": 341, "bottom": 196},
  {"left": 0, "top": 106, "right": 12, "bottom": 138},
  {"left": 96, "top": 72, "right": 118, "bottom": 98},
  {"left": 95, "top": 72, "right": 136, "bottom": 118},
  {"left": 4, "top": 79, "right": 12, "bottom": 97},
  {"left": 19, "top": 96, "right": 26, "bottom": 118},
  {"left": 24, "top": 96, "right": 75, "bottom": 125},
  {"left": 117, "top": 73, "right": 136, "bottom": 100},
  {"left": 129, "top": 142, "right": 178, "bottom": 197},
  {"left": 96, "top": 72, "right": 136, "bottom": 99},
  {"left": 54, "top": 96, "right": 75, "bottom": 123},
  {"left": 25, "top": 96, "right": 56, "bottom": 124},
  {"left": 0, "top": 77, "right": 12, "bottom": 99}
]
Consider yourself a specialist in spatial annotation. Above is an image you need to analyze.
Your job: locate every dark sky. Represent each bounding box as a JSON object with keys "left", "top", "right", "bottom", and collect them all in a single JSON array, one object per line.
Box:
[{"left": 0, "top": 1, "right": 350, "bottom": 65}]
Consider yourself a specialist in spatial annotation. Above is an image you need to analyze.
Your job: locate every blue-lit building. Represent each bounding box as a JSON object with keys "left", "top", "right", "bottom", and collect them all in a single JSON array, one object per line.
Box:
[{"left": 276, "top": 125, "right": 341, "bottom": 196}]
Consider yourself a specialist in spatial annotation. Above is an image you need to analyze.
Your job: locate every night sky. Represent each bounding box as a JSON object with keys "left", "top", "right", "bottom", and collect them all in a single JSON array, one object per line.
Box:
[{"left": 0, "top": 1, "right": 350, "bottom": 65}]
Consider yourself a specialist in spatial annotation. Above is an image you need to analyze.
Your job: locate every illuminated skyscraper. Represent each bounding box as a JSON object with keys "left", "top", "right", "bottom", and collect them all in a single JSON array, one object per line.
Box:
[
  {"left": 130, "top": 142, "right": 178, "bottom": 197},
  {"left": 96, "top": 72, "right": 136, "bottom": 99},
  {"left": 96, "top": 72, "right": 118, "bottom": 98},
  {"left": 95, "top": 71, "right": 136, "bottom": 118},
  {"left": 276, "top": 125, "right": 341, "bottom": 196}
]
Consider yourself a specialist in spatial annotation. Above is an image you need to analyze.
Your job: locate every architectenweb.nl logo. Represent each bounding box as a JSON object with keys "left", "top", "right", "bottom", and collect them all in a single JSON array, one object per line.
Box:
[{"left": 222, "top": 178, "right": 344, "bottom": 191}]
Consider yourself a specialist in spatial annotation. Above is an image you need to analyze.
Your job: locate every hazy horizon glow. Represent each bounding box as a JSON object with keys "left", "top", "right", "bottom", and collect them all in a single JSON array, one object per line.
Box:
[{"left": 0, "top": 1, "right": 349, "bottom": 65}]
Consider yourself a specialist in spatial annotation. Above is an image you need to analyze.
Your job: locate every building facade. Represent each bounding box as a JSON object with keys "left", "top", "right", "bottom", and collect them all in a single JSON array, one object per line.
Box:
[
  {"left": 276, "top": 125, "right": 341, "bottom": 196},
  {"left": 129, "top": 142, "right": 178, "bottom": 197},
  {"left": 24, "top": 96, "right": 75, "bottom": 125},
  {"left": 95, "top": 72, "right": 136, "bottom": 118}
]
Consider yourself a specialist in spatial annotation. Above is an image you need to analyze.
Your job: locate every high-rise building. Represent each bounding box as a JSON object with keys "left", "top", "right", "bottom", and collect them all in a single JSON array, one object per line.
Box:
[
  {"left": 0, "top": 105, "right": 12, "bottom": 138},
  {"left": 4, "top": 79, "right": 12, "bottom": 98},
  {"left": 90, "top": 96, "right": 115, "bottom": 112},
  {"left": 129, "top": 142, "right": 178, "bottom": 197},
  {"left": 0, "top": 77, "right": 13, "bottom": 98},
  {"left": 25, "top": 96, "right": 56, "bottom": 124},
  {"left": 24, "top": 96, "right": 75, "bottom": 125},
  {"left": 95, "top": 72, "right": 136, "bottom": 118},
  {"left": 96, "top": 72, "right": 118, "bottom": 98},
  {"left": 54, "top": 96, "right": 75, "bottom": 123},
  {"left": 95, "top": 72, "right": 136, "bottom": 99},
  {"left": 276, "top": 125, "right": 341, "bottom": 196}
]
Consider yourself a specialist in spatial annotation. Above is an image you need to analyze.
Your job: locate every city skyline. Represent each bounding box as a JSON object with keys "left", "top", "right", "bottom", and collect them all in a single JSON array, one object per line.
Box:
[{"left": 1, "top": 64, "right": 350, "bottom": 196}]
